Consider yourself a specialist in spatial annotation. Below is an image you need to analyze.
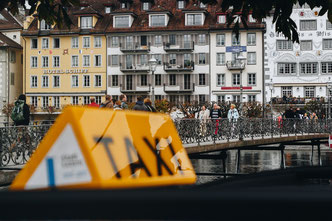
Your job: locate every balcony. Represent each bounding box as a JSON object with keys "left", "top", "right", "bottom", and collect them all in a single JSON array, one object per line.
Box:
[
  {"left": 163, "top": 61, "right": 194, "bottom": 72},
  {"left": 163, "top": 83, "right": 195, "bottom": 93},
  {"left": 163, "top": 41, "right": 194, "bottom": 52},
  {"left": 120, "top": 84, "right": 150, "bottom": 93},
  {"left": 120, "top": 63, "right": 150, "bottom": 73},
  {"left": 226, "top": 61, "right": 246, "bottom": 70},
  {"left": 120, "top": 43, "right": 150, "bottom": 53}
]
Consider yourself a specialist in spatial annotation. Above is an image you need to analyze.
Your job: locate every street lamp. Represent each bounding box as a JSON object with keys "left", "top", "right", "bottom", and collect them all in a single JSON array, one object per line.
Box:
[
  {"left": 236, "top": 54, "right": 246, "bottom": 114},
  {"left": 149, "top": 57, "right": 158, "bottom": 107},
  {"left": 327, "top": 78, "right": 332, "bottom": 119}
]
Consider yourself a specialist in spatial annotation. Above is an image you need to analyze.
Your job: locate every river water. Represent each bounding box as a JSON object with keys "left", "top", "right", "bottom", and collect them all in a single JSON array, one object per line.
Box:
[{"left": 191, "top": 144, "right": 332, "bottom": 184}]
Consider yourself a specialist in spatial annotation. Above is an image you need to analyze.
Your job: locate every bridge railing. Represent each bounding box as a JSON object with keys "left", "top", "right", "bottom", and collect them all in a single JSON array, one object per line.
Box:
[
  {"left": 0, "top": 118, "right": 330, "bottom": 166},
  {"left": 173, "top": 118, "right": 332, "bottom": 145}
]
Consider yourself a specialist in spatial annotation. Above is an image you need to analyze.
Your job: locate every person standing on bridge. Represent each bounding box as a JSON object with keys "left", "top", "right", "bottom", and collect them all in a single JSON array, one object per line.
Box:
[
  {"left": 198, "top": 105, "right": 210, "bottom": 135},
  {"left": 210, "top": 103, "right": 222, "bottom": 137},
  {"left": 227, "top": 104, "right": 239, "bottom": 122}
]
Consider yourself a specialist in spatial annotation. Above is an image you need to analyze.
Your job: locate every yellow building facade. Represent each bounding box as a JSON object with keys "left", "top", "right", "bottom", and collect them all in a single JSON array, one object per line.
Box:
[{"left": 23, "top": 8, "right": 108, "bottom": 120}]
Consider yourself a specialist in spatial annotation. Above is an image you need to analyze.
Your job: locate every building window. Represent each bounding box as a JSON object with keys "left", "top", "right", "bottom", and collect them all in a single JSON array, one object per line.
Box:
[
  {"left": 232, "top": 33, "right": 241, "bottom": 46},
  {"left": 53, "top": 38, "right": 60, "bottom": 48},
  {"left": 95, "top": 75, "right": 102, "bottom": 87},
  {"left": 198, "top": 34, "right": 206, "bottom": 45},
  {"left": 53, "top": 75, "right": 60, "bottom": 88},
  {"left": 42, "top": 38, "right": 49, "bottom": 49},
  {"left": 111, "top": 37, "right": 119, "bottom": 47},
  {"left": 83, "top": 55, "right": 90, "bottom": 67},
  {"left": 72, "top": 55, "right": 79, "bottom": 67},
  {"left": 327, "top": 20, "right": 332, "bottom": 30},
  {"left": 140, "top": 36, "right": 147, "bottom": 46},
  {"left": 31, "top": 56, "right": 38, "bottom": 68},
  {"left": 53, "top": 56, "right": 60, "bottom": 67},
  {"left": 31, "top": 76, "right": 37, "bottom": 88},
  {"left": 217, "top": 74, "right": 225, "bottom": 86},
  {"left": 94, "top": 36, "right": 102, "bottom": 48},
  {"left": 95, "top": 55, "right": 102, "bottom": 67},
  {"left": 276, "top": 40, "right": 293, "bottom": 51},
  {"left": 247, "top": 33, "right": 256, "bottom": 46},
  {"left": 112, "top": 75, "right": 118, "bottom": 86},
  {"left": 140, "top": 54, "right": 148, "bottom": 65},
  {"left": 300, "top": 40, "right": 312, "bottom": 51},
  {"left": 42, "top": 96, "right": 49, "bottom": 108},
  {"left": 84, "top": 96, "right": 90, "bottom": 105},
  {"left": 178, "top": 0, "right": 185, "bottom": 9},
  {"left": 53, "top": 97, "right": 60, "bottom": 109},
  {"left": 216, "top": 34, "right": 225, "bottom": 46},
  {"left": 281, "top": 86, "right": 292, "bottom": 96},
  {"left": 300, "top": 20, "right": 317, "bottom": 31},
  {"left": 114, "top": 16, "right": 130, "bottom": 28},
  {"left": 199, "top": 74, "right": 206, "bottom": 86},
  {"left": 199, "top": 2, "right": 206, "bottom": 8},
  {"left": 199, "top": 95, "right": 206, "bottom": 103},
  {"left": 300, "top": 63, "right": 318, "bottom": 74},
  {"left": 186, "top": 14, "right": 202, "bottom": 26},
  {"left": 42, "top": 56, "right": 49, "bottom": 68},
  {"left": 105, "top": 7, "right": 111, "bottom": 13},
  {"left": 248, "top": 95, "right": 256, "bottom": 102},
  {"left": 31, "top": 96, "right": 38, "bottom": 107},
  {"left": 217, "top": 15, "right": 226, "bottom": 24},
  {"left": 10, "top": 72, "right": 14, "bottom": 85},
  {"left": 111, "top": 55, "right": 119, "bottom": 66},
  {"left": 72, "top": 37, "right": 79, "bottom": 48},
  {"left": 72, "top": 96, "right": 79, "bottom": 105},
  {"left": 233, "top": 95, "right": 240, "bottom": 103},
  {"left": 153, "top": 54, "right": 162, "bottom": 65},
  {"left": 248, "top": 14, "right": 256, "bottom": 23},
  {"left": 232, "top": 73, "right": 241, "bottom": 86},
  {"left": 321, "top": 62, "right": 332, "bottom": 74},
  {"left": 96, "top": 96, "right": 101, "bottom": 104},
  {"left": 278, "top": 63, "right": 297, "bottom": 75},
  {"left": 141, "top": 75, "right": 148, "bottom": 86},
  {"left": 169, "top": 34, "right": 176, "bottom": 45},
  {"left": 155, "top": 74, "right": 161, "bottom": 86},
  {"left": 155, "top": 35, "right": 162, "bottom": 46},
  {"left": 217, "top": 95, "right": 225, "bottom": 103},
  {"left": 248, "top": 73, "right": 256, "bottom": 86},
  {"left": 31, "top": 39, "right": 38, "bottom": 49},
  {"left": 81, "top": 16, "right": 92, "bottom": 29},
  {"left": 40, "top": 20, "right": 50, "bottom": 30},
  {"left": 199, "top": 53, "right": 206, "bottom": 64},
  {"left": 323, "top": 39, "right": 332, "bottom": 50},
  {"left": 83, "top": 75, "right": 90, "bottom": 87},
  {"left": 169, "top": 74, "right": 176, "bottom": 85},
  {"left": 142, "top": 2, "right": 150, "bottom": 10},
  {"left": 169, "top": 54, "right": 176, "bottom": 65},
  {"left": 150, "top": 15, "right": 166, "bottom": 27},
  {"left": 247, "top": 52, "right": 256, "bottom": 65},
  {"left": 10, "top": 51, "right": 16, "bottom": 63},
  {"left": 304, "top": 86, "right": 315, "bottom": 97},
  {"left": 216, "top": 53, "right": 225, "bottom": 65},
  {"left": 72, "top": 75, "right": 79, "bottom": 87},
  {"left": 83, "top": 37, "right": 90, "bottom": 48}
]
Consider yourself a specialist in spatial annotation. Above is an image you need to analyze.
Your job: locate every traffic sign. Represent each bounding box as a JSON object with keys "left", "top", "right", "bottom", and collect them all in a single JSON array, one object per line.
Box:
[{"left": 11, "top": 107, "right": 196, "bottom": 190}]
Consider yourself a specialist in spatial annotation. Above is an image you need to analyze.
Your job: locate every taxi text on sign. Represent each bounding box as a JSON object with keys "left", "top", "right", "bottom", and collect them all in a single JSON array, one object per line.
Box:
[{"left": 11, "top": 107, "right": 196, "bottom": 190}]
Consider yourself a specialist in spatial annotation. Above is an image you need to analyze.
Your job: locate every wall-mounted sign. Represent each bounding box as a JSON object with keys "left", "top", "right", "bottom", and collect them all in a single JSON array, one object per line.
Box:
[
  {"left": 43, "top": 69, "right": 88, "bottom": 74},
  {"left": 226, "top": 46, "right": 247, "bottom": 53}
]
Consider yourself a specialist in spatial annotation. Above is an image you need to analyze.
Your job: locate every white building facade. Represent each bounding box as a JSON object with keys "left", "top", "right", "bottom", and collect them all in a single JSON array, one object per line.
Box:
[{"left": 265, "top": 5, "right": 332, "bottom": 102}]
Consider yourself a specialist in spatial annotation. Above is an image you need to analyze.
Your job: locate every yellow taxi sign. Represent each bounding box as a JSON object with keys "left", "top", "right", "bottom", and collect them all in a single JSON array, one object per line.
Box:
[{"left": 11, "top": 107, "right": 196, "bottom": 190}]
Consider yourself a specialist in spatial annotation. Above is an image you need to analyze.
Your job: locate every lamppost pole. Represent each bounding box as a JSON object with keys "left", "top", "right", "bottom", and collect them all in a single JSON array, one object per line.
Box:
[
  {"left": 236, "top": 54, "right": 246, "bottom": 115},
  {"left": 149, "top": 57, "right": 157, "bottom": 107},
  {"left": 151, "top": 69, "right": 155, "bottom": 107}
]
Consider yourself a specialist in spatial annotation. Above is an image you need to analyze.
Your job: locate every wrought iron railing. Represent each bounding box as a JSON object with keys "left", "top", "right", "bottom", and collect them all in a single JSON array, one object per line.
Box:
[{"left": 0, "top": 118, "right": 330, "bottom": 166}]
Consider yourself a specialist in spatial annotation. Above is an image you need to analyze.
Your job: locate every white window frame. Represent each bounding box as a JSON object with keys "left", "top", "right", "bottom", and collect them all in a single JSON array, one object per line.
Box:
[
  {"left": 42, "top": 96, "right": 49, "bottom": 109},
  {"left": 114, "top": 15, "right": 130, "bottom": 28},
  {"left": 178, "top": 0, "right": 185, "bottom": 9},
  {"left": 53, "top": 96, "right": 60, "bottom": 109},
  {"left": 80, "top": 16, "right": 93, "bottom": 29},
  {"left": 149, "top": 14, "right": 166, "bottom": 27},
  {"left": 53, "top": 56, "right": 60, "bottom": 68},
  {"left": 247, "top": 52, "right": 256, "bottom": 65},
  {"left": 71, "top": 55, "right": 79, "bottom": 67},
  {"left": 83, "top": 75, "right": 90, "bottom": 87},
  {"left": 94, "top": 75, "right": 102, "bottom": 87},
  {"left": 232, "top": 73, "right": 241, "bottom": 86},
  {"left": 94, "top": 36, "right": 102, "bottom": 48},
  {"left": 278, "top": 63, "right": 297, "bottom": 75},
  {"left": 216, "top": 53, "right": 225, "bottom": 65},
  {"left": 216, "top": 34, "right": 225, "bottom": 46},
  {"left": 71, "top": 75, "right": 79, "bottom": 88},
  {"left": 94, "top": 55, "right": 102, "bottom": 67},
  {"left": 217, "top": 15, "right": 226, "bottom": 24},
  {"left": 72, "top": 96, "right": 79, "bottom": 105},
  {"left": 53, "top": 75, "right": 60, "bottom": 88},
  {"left": 83, "top": 37, "right": 90, "bottom": 48},
  {"left": 186, "top": 13, "right": 203, "bottom": 26},
  {"left": 248, "top": 73, "right": 256, "bottom": 86},
  {"left": 53, "top": 38, "right": 60, "bottom": 49},
  {"left": 300, "top": 20, "right": 317, "bottom": 31},
  {"left": 247, "top": 33, "right": 256, "bottom": 46},
  {"left": 276, "top": 40, "right": 293, "bottom": 51},
  {"left": 72, "top": 37, "right": 79, "bottom": 48},
  {"left": 217, "top": 74, "right": 225, "bottom": 86},
  {"left": 300, "top": 40, "right": 312, "bottom": 51},
  {"left": 31, "top": 38, "right": 38, "bottom": 49},
  {"left": 31, "top": 56, "right": 38, "bottom": 68},
  {"left": 42, "top": 56, "right": 49, "bottom": 68},
  {"left": 31, "top": 96, "right": 38, "bottom": 107},
  {"left": 323, "top": 39, "right": 332, "bottom": 50},
  {"left": 42, "top": 75, "right": 49, "bottom": 88},
  {"left": 31, "top": 76, "right": 38, "bottom": 88},
  {"left": 42, "top": 38, "right": 49, "bottom": 49},
  {"left": 83, "top": 55, "right": 90, "bottom": 67},
  {"left": 40, "top": 20, "right": 50, "bottom": 30}
]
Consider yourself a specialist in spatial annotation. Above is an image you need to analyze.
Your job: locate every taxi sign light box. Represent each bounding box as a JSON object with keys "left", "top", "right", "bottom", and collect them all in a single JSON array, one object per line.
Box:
[{"left": 11, "top": 107, "right": 196, "bottom": 190}]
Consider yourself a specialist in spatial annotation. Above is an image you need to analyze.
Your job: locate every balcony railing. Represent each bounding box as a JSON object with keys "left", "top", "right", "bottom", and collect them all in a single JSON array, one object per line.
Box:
[
  {"left": 163, "top": 61, "right": 194, "bottom": 72},
  {"left": 163, "top": 41, "right": 194, "bottom": 52},
  {"left": 226, "top": 61, "right": 246, "bottom": 70},
  {"left": 120, "top": 83, "right": 150, "bottom": 93},
  {"left": 119, "top": 43, "right": 150, "bottom": 53},
  {"left": 163, "top": 83, "right": 195, "bottom": 93},
  {"left": 120, "top": 63, "right": 150, "bottom": 73}
]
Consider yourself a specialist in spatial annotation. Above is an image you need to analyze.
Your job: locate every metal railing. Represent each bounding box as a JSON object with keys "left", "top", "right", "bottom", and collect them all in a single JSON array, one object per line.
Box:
[{"left": 0, "top": 118, "right": 330, "bottom": 166}]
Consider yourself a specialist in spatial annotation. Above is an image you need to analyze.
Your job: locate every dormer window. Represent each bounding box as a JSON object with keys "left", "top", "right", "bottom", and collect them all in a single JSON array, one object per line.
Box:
[
  {"left": 199, "top": 2, "right": 206, "bottom": 8},
  {"left": 150, "top": 14, "right": 167, "bottom": 27},
  {"left": 218, "top": 15, "right": 226, "bottom": 24},
  {"left": 178, "top": 0, "right": 185, "bottom": 9},
  {"left": 105, "top": 7, "right": 111, "bottom": 13},
  {"left": 81, "top": 16, "right": 92, "bottom": 29},
  {"left": 121, "top": 2, "right": 128, "bottom": 9},
  {"left": 114, "top": 15, "right": 130, "bottom": 28},
  {"left": 186, "top": 13, "right": 203, "bottom": 26},
  {"left": 142, "top": 2, "right": 150, "bottom": 10},
  {"left": 40, "top": 20, "right": 50, "bottom": 30},
  {"left": 249, "top": 14, "right": 256, "bottom": 23}
]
